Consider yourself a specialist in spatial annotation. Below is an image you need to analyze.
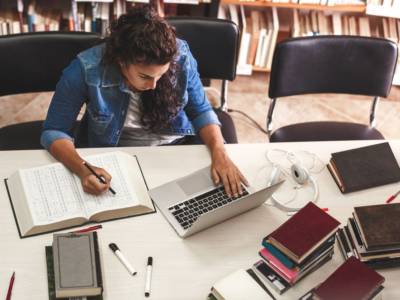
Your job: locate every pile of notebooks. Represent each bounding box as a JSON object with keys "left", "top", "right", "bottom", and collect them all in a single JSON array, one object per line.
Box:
[
  {"left": 337, "top": 203, "right": 400, "bottom": 269},
  {"left": 207, "top": 202, "right": 341, "bottom": 299},
  {"left": 300, "top": 256, "right": 385, "bottom": 300},
  {"left": 253, "top": 202, "right": 340, "bottom": 294}
]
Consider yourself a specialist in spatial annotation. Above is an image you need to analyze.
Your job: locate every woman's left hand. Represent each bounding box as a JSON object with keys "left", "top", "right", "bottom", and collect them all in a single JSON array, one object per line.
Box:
[{"left": 210, "top": 146, "right": 249, "bottom": 197}]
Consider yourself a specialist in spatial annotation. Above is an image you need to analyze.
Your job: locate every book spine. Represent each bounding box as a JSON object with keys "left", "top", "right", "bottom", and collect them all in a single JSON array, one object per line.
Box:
[
  {"left": 262, "top": 240, "right": 295, "bottom": 269},
  {"left": 327, "top": 162, "right": 345, "bottom": 193},
  {"left": 365, "top": 257, "right": 400, "bottom": 269},
  {"left": 93, "top": 232, "right": 104, "bottom": 293}
]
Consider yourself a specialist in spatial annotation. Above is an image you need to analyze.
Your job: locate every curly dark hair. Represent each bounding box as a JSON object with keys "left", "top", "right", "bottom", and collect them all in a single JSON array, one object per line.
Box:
[{"left": 103, "top": 6, "right": 180, "bottom": 131}]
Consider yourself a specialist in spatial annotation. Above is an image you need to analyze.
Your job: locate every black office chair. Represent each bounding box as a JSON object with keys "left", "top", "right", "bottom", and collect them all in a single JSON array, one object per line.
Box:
[
  {"left": 267, "top": 36, "right": 398, "bottom": 142},
  {"left": 0, "top": 32, "right": 101, "bottom": 150},
  {"left": 168, "top": 17, "right": 240, "bottom": 143}
]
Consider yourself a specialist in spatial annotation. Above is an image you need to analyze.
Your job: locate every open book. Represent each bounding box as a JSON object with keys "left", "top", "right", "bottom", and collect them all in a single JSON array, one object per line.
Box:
[{"left": 5, "top": 151, "right": 155, "bottom": 238}]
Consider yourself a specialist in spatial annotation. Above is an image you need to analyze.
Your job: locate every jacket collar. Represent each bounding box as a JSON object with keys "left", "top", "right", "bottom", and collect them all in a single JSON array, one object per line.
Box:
[{"left": 101, "top": 63, "right": 123, "bottom": 88}]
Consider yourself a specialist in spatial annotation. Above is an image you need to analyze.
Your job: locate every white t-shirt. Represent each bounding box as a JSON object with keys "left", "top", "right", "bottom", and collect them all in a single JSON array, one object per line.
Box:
[{"left": 118, "top": 90, "right": 183, "bottom": 146}]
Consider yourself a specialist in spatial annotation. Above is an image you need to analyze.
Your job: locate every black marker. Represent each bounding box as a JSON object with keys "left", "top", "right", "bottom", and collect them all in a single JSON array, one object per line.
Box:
[
  {"left": 145, "top": 256, "right": 153, "bottom": 297},
  {"left": 109, "top": 243, "right": 137, "bottom": 276}
]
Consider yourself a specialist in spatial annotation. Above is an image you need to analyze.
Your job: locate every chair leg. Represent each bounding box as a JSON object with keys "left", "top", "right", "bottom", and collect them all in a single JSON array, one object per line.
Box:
[
  {"left": 220, "top": 80, "right": 228, "bottom": 111},
  {"left": 266, "top": 97, "right": 277, "bottom": 139},
  {"left": 369, "top": 96, "right": 380, "bottom": 128}
]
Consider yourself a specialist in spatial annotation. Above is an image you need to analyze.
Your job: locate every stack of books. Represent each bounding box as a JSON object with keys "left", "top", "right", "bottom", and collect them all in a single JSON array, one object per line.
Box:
[
  {"left": 337, "top": 203, "right": 400, "bottom": 269},
  {"left": 300, "top": 256, "right": 385, "bottom": 300},
  {"left": 253, "top": 202, "right": 340, "bottom": 294}
]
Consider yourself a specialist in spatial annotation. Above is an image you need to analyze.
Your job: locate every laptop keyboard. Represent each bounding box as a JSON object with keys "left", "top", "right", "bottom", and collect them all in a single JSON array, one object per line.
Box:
[{"left": 168, "top": 186, "right": 249, "bottom": 230}]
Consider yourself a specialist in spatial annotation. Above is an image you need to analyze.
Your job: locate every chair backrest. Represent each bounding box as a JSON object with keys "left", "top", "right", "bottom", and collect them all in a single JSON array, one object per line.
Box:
[
  {"left": 167, "top": 17, "right": 240, "bottom": 81},
  {"left": 269, "top": 36, "right": 398, "bottom": 99},
  {"left": 0, "top": 31, "right": 101, "bottom": 96}
]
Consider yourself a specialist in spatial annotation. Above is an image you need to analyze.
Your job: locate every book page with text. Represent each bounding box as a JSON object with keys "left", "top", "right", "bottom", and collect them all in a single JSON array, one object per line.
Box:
[
  {"left": 80, "top": 152, "right": 142, "bottom": 217},
  {"left": 21, "top": 164, "right": 86, "bottom": 225}
]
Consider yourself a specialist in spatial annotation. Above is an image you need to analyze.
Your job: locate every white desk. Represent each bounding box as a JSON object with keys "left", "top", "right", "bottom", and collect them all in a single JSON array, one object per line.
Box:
[{"left": 1, "top": 141, "right": 399, "bottom": 300}]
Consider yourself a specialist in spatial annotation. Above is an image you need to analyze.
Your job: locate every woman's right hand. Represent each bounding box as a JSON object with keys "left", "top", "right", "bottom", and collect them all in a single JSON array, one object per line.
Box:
[
  {"left": 79, "top": 165, "right": 112, "bottom": 195},
  {"left": 48, "top": 139, "right": 113, "bottom": 196}
]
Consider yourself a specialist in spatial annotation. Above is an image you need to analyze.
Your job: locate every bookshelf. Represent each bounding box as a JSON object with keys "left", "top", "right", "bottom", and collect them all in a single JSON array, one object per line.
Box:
[
  {"left": 0, "top": 0, "right": 212, "bottom": 36},
  {"left": 221, "top": 0, "right": 366, "bottom": 12},
  {"left": 219, "top": 0, "right": 400, "bottom": 85}
]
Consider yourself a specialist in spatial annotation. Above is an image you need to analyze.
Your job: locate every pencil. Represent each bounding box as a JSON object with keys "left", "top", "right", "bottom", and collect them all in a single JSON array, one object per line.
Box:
[
  {"left": 71, "top": 224, "right": 103, "bottom": 234},
  {"left": 6, "top": 271, "right": 15, "bottom": 300},
  {"left": 83, "top": 162, "right": 116, "bottom": 195},
  {"left": 386, "top": 189, "right": 400, "bottom": 204}
]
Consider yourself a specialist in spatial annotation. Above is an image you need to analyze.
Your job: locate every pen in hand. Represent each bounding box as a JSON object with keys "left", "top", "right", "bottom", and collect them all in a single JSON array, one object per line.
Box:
[{"left": 83, "top": 161, "right": 116, "bottom": 195}]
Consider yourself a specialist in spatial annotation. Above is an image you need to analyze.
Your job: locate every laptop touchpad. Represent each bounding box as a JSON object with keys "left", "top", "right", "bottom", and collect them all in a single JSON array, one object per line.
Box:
[{"left": 177, "top": 171, "right": 215, "bottom": 196}]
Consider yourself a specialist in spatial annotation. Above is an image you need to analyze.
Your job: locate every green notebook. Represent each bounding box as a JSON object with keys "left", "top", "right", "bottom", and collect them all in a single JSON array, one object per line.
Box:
[{"left": 45, "top": 246, "right": 103, "bottom": 300}]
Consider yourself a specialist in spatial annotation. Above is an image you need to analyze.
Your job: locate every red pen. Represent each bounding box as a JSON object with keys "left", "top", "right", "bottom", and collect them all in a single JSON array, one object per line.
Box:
[
  {"left": 71, "top": 224, "right": 103, "bottom": 234},
  {"left": 386, "top": 190, "right": 400, "bottom": 204},
  {"left": 6, "top": 271, "right": 15, "bottom": 300}
]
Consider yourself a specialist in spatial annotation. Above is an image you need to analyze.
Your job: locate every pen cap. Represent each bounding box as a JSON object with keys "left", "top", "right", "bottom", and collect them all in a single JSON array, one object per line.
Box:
[
  {"left": 147, "top": 256, "right": 153, "bottom": 266},
  {"left": 109, "top": 243, "right": 119, "bottom": 252}
]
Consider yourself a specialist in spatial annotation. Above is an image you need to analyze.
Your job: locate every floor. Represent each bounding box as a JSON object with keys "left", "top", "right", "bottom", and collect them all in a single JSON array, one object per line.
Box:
[{"left": 1, "top": 72, "right": 400, "bottom": 143}]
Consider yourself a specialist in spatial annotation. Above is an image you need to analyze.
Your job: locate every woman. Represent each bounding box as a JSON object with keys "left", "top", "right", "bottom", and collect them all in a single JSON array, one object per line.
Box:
[{"left": 41, "top": 6, "right": 247, "bottom": 196}]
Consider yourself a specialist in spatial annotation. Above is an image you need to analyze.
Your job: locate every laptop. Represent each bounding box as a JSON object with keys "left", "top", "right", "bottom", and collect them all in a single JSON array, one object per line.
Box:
[{"left": 149, "top": 166, "right": 283, "bottom": 238}]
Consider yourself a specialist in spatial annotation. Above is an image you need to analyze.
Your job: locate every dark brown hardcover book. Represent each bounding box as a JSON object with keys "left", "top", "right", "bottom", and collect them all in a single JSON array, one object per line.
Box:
[
  {"left": 313, "top": 256, "right": 384, "bottom": 300},
  {"left": 354, "top": 203, "right": 400, "bottom": 250},
  {"left": 268, "top": 202, "right": 340, "bottom": 263},
  {"left": 329, "top": 142, "right": 400, "bottom": 193}
]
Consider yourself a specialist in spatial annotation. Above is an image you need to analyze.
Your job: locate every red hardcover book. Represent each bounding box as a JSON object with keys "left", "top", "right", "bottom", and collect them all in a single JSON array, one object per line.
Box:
[
  {"left": 313, "top": 256, "right": 384, "bottom": 300},
  {"left": 269, "top": 202, "right": 340, "bottom": 263}
]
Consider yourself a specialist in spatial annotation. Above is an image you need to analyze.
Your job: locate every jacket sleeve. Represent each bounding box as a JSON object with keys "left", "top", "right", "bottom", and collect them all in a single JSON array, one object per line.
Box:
[
  {"left": 40, "top": 58, "right": 87, "bottom": 150},
  {"left": 181, "top": 41, "right": 221, "bottom": 133}
]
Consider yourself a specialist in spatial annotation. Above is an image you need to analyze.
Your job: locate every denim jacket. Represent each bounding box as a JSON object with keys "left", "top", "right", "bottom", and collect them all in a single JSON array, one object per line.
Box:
[{"left": 40, "top": 39, "right": 220, "bottom": 149}]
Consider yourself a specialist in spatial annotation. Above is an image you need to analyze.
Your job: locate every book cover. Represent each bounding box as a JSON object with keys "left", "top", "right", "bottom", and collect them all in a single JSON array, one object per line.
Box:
[
  {"left": 268, "top": 202, "right": 340, "bottom": 263},
  {"left": 312, "top": 257, "right": 384, "bottom": 300},
  {"left": 45, "top": 246, "right": 102, "bottom": 300},
  {"left": 53, "top": 232, "right": 103, "bottom": 298},
  {"left": 5, "top": 151, "right": 156, "bottom": 238},
  {"left": 354, "top": 203, "right": 400, "bottom": 250},
  {"left": 211, "top": 268, "right": 274, "bottom": 300},
  {"left": 329, "top": 142, "right": 400, "bottom": 193}
]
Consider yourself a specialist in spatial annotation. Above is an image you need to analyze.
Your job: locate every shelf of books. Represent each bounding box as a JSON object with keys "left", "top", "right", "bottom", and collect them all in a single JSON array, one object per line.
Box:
[
  {"left": 221, "top": 0, "right": 366, "bottom": 12},
  {"left": 0, "top": 0, "right": 209, "bottom": 36},
  {"left": 219, "top": 2, "right": 400, "bottom": 84}
]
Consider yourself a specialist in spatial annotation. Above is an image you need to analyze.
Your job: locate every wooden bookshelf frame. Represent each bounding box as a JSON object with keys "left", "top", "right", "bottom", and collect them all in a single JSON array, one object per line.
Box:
[{"left": 221, "top": 0, "right": 366, "bottom": 13}]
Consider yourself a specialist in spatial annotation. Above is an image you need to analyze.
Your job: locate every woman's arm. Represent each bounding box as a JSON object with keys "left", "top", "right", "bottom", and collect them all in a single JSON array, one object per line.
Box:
[
  {"left": 42, "top": 58, "right": 111, "bottom": 195},
  {"left": 180, "top": 40, "right": 248, "bottom": 196},
  {"left": 199, "top": 124, "right": 248, "bottom": 198}
]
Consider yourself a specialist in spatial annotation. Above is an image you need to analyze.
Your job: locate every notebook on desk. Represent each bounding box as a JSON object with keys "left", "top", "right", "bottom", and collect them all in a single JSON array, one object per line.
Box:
[
  {"left": 300, "top": 256, "right": 385, "bottom": 300},
  {"left": 149, "top": 166, "right": 283, "bottom": 238},
  {"left": 327, "top": 142, "right": 400, "bottom": 193}
]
